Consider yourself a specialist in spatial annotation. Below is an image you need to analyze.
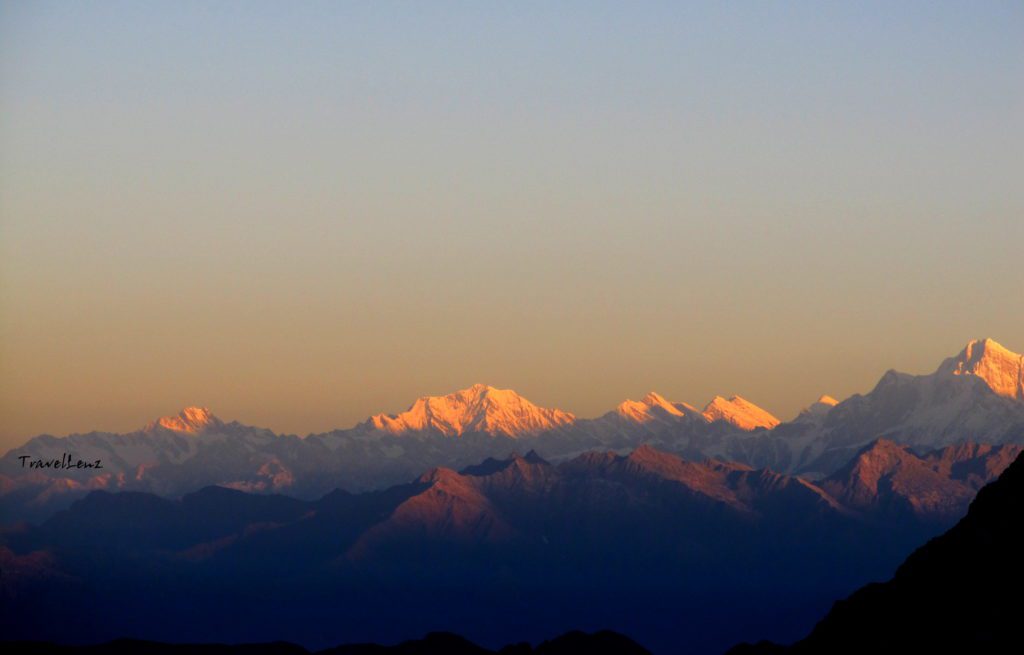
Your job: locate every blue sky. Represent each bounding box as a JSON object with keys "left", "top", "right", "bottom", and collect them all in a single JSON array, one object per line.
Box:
[{"left": 1, "top": 2, "right": 1022, "bottom": 444}]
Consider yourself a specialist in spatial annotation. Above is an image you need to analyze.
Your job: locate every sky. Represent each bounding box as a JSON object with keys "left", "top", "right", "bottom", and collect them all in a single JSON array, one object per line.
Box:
[{"left": 1, "top": 1, "right": 1022, "bottom": 448}]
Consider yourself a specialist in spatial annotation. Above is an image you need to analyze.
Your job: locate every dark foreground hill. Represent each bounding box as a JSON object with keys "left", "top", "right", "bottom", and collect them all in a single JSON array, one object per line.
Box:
[
  {"left": 728, "top": 449, "right": 1024, "bottom": 654},
  {"left": 1, "top": 631, "right": 649, "bottom": 655}
]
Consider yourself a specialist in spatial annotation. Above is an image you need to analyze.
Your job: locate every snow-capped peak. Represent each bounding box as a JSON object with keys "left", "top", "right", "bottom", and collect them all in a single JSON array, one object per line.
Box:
[
  {"left": 701, "top": 396, "right": 780, "bottom": 430},
  {"left": 615, "top": 392, "right": 698, "bottom": 423},
  {"left": 797, "top": 394, "right": 840, "bottom": 419},
  {"left": 937, "top": 338, "right": 1023, "bottom": 401},
  {"left": 364, "top": 384, "right": 576, "bottom": 438},
  {"left": 148, "top": 407, "right": 221, "bottom": 433}
]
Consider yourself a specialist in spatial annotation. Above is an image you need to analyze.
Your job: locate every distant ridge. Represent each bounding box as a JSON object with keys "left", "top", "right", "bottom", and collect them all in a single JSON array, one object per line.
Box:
[{"left": 3, "top": 338, "right": 1023, "bottom": 524}]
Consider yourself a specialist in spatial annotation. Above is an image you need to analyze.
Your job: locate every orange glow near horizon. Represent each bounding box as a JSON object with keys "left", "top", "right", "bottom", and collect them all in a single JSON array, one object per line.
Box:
[{"left": 1, "top": 4, "right": 1022, "bottom": 448}]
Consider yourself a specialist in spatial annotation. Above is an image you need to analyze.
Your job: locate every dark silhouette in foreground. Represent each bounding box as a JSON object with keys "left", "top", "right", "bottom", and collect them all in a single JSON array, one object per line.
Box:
[
  {"left": 728, "top": 450, "right": 1024, "bottom": 654},
  {"left": 1, "top": 631, "right": 650, "bottom": 655}
]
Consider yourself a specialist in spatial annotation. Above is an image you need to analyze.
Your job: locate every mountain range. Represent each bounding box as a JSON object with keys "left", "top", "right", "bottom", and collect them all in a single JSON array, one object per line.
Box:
[
  {"left": 6, "top": 423, "right": 1021, "bottom": 655},
  {"left": 7, "top": 434, "right": 1021, "bottom": 655},
  {"left": 1, "top": 440, "right": 1019, "bottom": 655},
  {"left": 2, "top": 338, "right": 1022, "bottom": 523}
]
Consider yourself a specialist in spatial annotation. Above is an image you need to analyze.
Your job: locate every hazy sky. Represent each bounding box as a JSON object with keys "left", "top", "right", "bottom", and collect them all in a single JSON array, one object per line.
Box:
[{"left": 1, "top": 2, "right": 1022, "bottom": 448}]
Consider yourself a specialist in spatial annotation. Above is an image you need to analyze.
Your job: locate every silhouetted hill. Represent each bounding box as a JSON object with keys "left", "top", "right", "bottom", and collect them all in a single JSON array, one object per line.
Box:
[
  {"left": 321, "top": 632, "right": 491, "bottom": 655},
  {"left": 529, "top": 630, "right": 651, "bottom": 655},
  {"left": 0, "top": 631, "right": 649, "bottom": 655},
  {"left": 0, "top": 640, "right": 308, "bottom": 655},
  {"left": 727, "top": 449, "right": 1024, "bottom": 653}
]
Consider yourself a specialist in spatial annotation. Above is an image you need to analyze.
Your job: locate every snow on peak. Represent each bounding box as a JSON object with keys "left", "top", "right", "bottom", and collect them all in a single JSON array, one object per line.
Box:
[
  {"left": 149, "top": 407, "right": 221, "bottom": 433},
  {"left": 641, "top": 391, "right": 671, "bottom": 406},
  {"left": 937, "top": 338, "right": 1024, "bottom": 400},
  {"left": 797, "top": 394, "right": 840, "bottom": 419},
  {"left": 615, "top": 392, "right": 698, "bottom": 423},
  {"left": 701, "top": 395, "right": 780, "bottom": 430},
  {"left": 365, "top": 384, "right": 576, "bottom": 437}
]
